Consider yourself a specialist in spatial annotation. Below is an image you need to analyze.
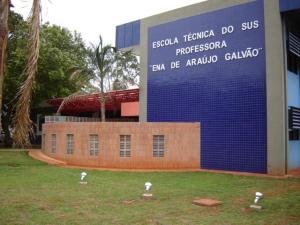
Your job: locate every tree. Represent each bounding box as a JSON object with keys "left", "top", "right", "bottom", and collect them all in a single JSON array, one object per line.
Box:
[
  {"left": 55, "top": 68, "right": 93, "bottom": 115},
  {"left": 88, "top": 36, "right": 140, "bottom": 121},
  {"left": 34, "top": 24, "right": 92, "bottom": 104},
  {"left": 2, "top": 11, "right": 92, "bottom": 147},
  {"left": 89, "top": 36, "right": 116, "bottom": 122},
  {"left": 0, "top": 0, "right": 10, "bottom": 132},
  {"left": 1, "top": 11, "right": 28, "bottom": 146},
  {"left": 111, "top": 50, "right": 139, "bottom": 90}
]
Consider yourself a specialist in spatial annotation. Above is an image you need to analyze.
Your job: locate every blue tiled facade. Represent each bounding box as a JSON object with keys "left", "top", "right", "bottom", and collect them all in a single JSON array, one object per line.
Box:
[
  {"left": 147, "top": 0, "right": 267, "bottom": 173},
  {"left": 116, "top": 20, "right": 140, "bottom": 49}
]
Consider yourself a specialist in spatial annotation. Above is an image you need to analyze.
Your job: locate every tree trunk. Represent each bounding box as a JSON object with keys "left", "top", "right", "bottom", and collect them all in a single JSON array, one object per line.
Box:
[
  {"left": 1, "top": 108, "right": 12, "bottom": 147},
  {"left": 100, "top": 77, "right": 105, "bottom": 122},
  {"left": 0, "top": 0, "right": 9, "bottom": 133},
  {"left": 100, "top": 93, "right": 105, "bottom": 122}
]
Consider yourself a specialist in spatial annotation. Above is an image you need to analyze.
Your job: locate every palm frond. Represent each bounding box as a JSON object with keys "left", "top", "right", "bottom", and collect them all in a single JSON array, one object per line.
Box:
[
  {"left": 12, "top": 0, "right": 41, "bottom": 148},
  {"left": 56, "top": 90, "right": 86, "bottom": 114},
  {"left": 69, "top": 68, "right": 83, "bottom": 80},
  {"left": 57, "top": 66, "right": 93, "bottom": 114}
]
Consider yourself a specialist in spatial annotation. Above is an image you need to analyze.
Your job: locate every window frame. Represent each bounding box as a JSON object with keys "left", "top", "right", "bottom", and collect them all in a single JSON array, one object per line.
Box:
[
  {"left": 153, "top": 135, "right": 165, "bottom": 157},
  {"left": 66, "top": 134, "right": 74, "bottom": 154},
  {"left": 120, "top": 135, "right": 131, "bottom": 157},
  {"left": 51, "top": 134, "right": 56, "bottom": 153},
  {"left": 89, "top": 134, "right": 99, "bottom": 156}
]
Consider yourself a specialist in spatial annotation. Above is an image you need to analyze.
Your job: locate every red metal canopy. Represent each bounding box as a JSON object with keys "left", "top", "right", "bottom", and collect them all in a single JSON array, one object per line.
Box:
[{"left": 47, "top": 89, "right": 139, "bottom": 115}]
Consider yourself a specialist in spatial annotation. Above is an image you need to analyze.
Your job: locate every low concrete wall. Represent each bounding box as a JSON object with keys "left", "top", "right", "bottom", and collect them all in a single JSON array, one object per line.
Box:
[{"left": 42, "top": 122, "right": 200, "bottom": 169}]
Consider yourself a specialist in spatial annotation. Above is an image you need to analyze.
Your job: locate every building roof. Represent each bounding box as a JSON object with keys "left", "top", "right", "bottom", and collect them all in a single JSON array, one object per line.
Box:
[{"left": 47, "top": 88, "right": 139, "bottom": 115}]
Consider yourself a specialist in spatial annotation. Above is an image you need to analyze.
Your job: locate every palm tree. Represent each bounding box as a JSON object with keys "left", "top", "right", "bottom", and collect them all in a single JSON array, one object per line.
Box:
[
  {"left": 89, "top": 36, "right": 116, "bottom": 122},
  {"left": 12, "top": 0, "right": 41, "bottom": 147},
  {"left": 0, "top": 0, "right": 10, "bottom": 132}
]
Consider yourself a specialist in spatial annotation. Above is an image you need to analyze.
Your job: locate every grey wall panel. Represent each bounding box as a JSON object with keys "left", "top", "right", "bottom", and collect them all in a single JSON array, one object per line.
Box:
[{"left": 264, "top": 0, "right": 287, "bottom": 175}]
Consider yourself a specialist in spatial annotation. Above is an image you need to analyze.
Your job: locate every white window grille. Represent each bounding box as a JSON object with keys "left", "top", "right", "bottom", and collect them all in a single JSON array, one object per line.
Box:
[
  {"left": 89, "top": 134, "right": 99, "bottom": 156},
  {"left": 66, "top": 134, "right": 74, "bottom": 154},
  {"left": 51, "top": 134, "right": 56, "bottom": 153},
  {"left": 120, "top": 135, "right": 131, "bottom": 157},
  {"left": 153, "top": 135, "right": 165, "bottom": 157}
]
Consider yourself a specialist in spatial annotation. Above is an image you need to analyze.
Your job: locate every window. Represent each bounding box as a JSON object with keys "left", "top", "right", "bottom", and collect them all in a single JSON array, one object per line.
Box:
[
  {"left": 289, "top": 107, "right": 300, "bottom": 140},
  {"left": 89, "top": 134, "right": 99, "bottom": 156},
  {"left": 51, "top": 134, "right": 56, "bottom": 153},
  {"left": 287, "top": 51, "right": 299, "bottom": 75},
  {"left": 153, "top": 135, "right": 164, "bottom": 157},
  {"left": 289, "top": 130, "right": 300, "bottom": 141},
  {"left": 287, "top": 31, "right": 300, "bottom": 75},
  {"left": 120, "top": 135, "right": 131, "bottom": 157},
  {"left": 66, "top": 134, "right": 74, "bottom": 154},
  {"left": 42, "top": 134, "right": 45, "bottom": 151}
]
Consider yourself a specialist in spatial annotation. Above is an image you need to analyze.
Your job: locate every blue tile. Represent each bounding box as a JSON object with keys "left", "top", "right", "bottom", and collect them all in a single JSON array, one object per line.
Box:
[
  {"left": 147, "top": 0, "right": 267, "bottom": 173},
  {"left": 116, "top": 20, "right": 140, "bottom": 49}
]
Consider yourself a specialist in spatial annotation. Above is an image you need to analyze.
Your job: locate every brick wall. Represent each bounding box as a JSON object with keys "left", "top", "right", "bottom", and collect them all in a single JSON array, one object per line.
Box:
[{"left": 42, "top": 122, "right": 200, "bottom": 169}]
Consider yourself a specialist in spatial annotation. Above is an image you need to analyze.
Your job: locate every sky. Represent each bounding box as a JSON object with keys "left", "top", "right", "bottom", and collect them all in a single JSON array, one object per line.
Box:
[{"left": 13, "top": 0, "right": 205, "bottom": 46}]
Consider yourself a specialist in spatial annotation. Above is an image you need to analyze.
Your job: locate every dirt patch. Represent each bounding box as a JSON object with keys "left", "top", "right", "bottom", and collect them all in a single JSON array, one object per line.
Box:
[
  {"left": 242, "top": 207, "right": 253, "bottom": 214},
  {"left": 38, "top": 204, "right": 51, "bottom": 211},
  {"left": 242, "top": 207, "right": 264, "bottom": 214},
  {"left": 7, "top": 163, "right": 20, "bottom": 167},
  {"left": 192, "top": 198, "right": 223, "bottom": 207},
  {"left": 122, "top": 199, "right": 136, "bottom": 205}
]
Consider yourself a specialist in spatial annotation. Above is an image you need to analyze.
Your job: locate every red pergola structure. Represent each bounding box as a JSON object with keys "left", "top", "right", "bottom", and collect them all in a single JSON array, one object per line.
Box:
[{"left": 47, "top": 89, "right": 139, "bottom": 116}]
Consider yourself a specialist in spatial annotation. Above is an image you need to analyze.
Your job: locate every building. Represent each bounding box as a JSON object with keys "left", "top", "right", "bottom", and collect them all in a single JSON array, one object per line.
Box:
[
  {"left": 115, "top": 0, "right": 300, "bottom": 175},
  {"left": 32, "top": 89, "right": 139, "bottom": 144}
]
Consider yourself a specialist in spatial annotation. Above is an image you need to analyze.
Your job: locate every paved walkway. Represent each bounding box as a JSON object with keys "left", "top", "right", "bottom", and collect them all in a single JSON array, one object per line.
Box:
[
  {"left": 288, "top": 168, "right": 300, "bottom": 178},
  {"left": 27, "top": 149, "right": 297, "bottom": 179},
  {"left": 29, "top": 149, "right": 67, "bottom": 166}
]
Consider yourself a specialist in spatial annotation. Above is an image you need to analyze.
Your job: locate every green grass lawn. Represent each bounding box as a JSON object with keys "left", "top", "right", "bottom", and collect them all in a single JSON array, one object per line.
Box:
[{"left": 0, "top": 151, "right": 299, "bottom": 225}]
